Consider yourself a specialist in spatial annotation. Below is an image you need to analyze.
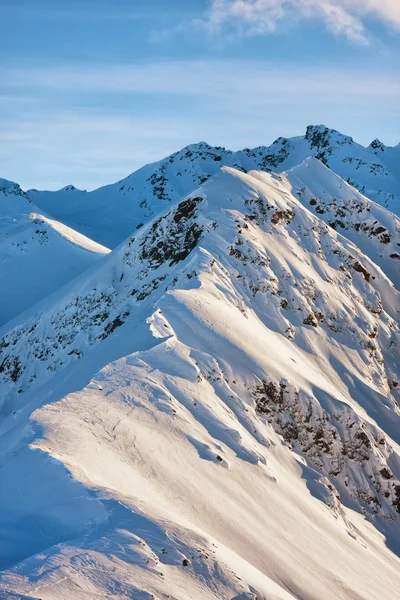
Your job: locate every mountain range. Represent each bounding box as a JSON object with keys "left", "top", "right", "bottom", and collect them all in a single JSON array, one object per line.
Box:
[
  {"left": 0, "top": 125, "right": 399, "bottom": 600},
  {"left": 27, "top": 125, "right": 400, "bottom": 248}
]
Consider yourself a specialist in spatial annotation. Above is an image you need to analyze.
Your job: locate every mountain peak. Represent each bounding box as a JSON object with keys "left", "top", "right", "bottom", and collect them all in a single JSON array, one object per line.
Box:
[
  {"left": 181, "top": 141, "right": 216, "bottom": 152},
  {"left": 305, "top": 124, "right": 354, "bottom": 148},
  {"left": 369, "top": 138, "right": 386, "bottom": 151},
  {"left": 0, "top": 178, "right": 27, "bottom": 197},
  {"left": 271, "top": 136, "right": 289, "bottom": 146},
  {"left": 60, "top": 184, "right": 83, "bottom": 192}
]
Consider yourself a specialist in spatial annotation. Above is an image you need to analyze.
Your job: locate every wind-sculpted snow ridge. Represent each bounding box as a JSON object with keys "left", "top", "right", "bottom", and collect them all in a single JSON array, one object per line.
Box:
[
  {"left": 1, "top": 167, "right": 400, "bottom": 599},
  {"left": 0, "top": 179, "right": 110, "bottom": 326},
  {"left": 27, "top": 124, "right": 400, "bottom": 248}
]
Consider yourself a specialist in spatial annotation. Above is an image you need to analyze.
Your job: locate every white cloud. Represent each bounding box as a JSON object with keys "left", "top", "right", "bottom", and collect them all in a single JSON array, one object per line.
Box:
[{"left": 207, "top": 0, "right": 400, "bottom": 42}]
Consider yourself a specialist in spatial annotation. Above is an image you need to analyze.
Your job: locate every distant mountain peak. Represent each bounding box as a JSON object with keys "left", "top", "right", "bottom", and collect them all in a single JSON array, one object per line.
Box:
[
  {"left": 0, "top": 178, "right": 29, "bottom": 199},
  {"left": 271, "top": 136, "right": 289, "bottom": 145},
  {"left": 369, "top": 138, "right": 386, "bottom": 151},
  {"left": 305, "top": 124, "right": 354, "bottom": 148}
]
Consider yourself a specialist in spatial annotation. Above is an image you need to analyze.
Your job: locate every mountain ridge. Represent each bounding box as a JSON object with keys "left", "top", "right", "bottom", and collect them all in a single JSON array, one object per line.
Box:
[
  {"left": 21, "top": 124, "right": 400, "bottom": 249},
  {"left": 0, "top": 165, "right": 399, "bottom": 598}
]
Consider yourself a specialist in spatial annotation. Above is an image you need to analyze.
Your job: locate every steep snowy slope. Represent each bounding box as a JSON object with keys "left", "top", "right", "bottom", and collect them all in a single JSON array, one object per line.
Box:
[
  {"left": 26, "top": 125, "right": 400, "bottom": 248},
  {"left": 0, "top": 179, "right": 109, "bottom": 326},
  {"left": 1, "top": 167, "right": 399, "bottom": 599},
  {"left": 285, "top": 157, "right": 400, "bottom": 289},
  {"left": 368, "top": 138, "right": 400, "bottom": 188}
]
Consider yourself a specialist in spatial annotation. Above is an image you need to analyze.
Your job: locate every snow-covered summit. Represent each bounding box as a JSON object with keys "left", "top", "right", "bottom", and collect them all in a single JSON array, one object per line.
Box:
[
  {"left": 0, "top": 165, "right": 399, "bottom": 598},
  {"left": 369, "top": 138, "right": 386, "bottom": 152},
  {"left": 0, "top": 177, "right": 35, "bottom": 218},
  {"left": 305, "top": 123, "right": 354, "bottom": 147}
]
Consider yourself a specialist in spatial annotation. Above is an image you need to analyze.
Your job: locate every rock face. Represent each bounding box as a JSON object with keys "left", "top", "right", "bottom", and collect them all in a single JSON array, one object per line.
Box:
[
  {"left": 0, "top": 165, "right": 399, "bottom": 599},
  {"left": 253, "top": 379, "right": 400, "bottom": 519},
  {"left": 26, "top": 125, "right": 400, "bottom": 248}
]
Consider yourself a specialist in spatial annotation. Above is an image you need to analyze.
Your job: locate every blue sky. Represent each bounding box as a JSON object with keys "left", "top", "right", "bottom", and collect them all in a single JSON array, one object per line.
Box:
[{"left": 1, "top": 0, "right": 399, "bottom": 190}]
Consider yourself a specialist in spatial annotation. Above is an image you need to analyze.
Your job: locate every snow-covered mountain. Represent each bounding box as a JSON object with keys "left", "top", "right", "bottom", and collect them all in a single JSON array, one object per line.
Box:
[
  {"left": 26, "top": 125, "right": 400, "bottom": 248},
  {"left": 1, "top": 166, "right": 399, "bottom": 599},
  {"left": 0, "top": 178, "right": 110, "bottom": 326}
]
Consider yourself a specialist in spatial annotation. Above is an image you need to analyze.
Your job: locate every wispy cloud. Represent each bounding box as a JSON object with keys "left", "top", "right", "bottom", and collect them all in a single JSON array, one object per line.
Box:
[
  {"left": 0, "top": 110, "right": 199, "bottom": 191},
  {"left": 1, "top": 60, "right": 399, "bottom": 189},
  {"left": 206, "top": 0, "right": 400, "bottom": 43},
  {"left": 3, "top": 60, "right": 400, "bottom": 100}
]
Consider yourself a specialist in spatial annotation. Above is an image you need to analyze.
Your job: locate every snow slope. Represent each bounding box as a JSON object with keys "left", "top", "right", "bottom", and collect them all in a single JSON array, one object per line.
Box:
[
  {"left": 0, "top": 179, "right": 109, "bottom": 326},
  {"left": 0, "top": 167, "right": 399, "bottom": 599},
  {"left": 26, "top": 125, "right": 400, "bottom": 248},
  {"left": 285, "top": 157, "right": 400, "bottom": 289}
]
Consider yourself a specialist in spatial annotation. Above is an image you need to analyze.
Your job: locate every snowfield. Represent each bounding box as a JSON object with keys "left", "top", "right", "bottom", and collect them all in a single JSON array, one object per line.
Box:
[
  {"left": 0, "top": 144, "right": 399, "bottom": 599},
  {"left": 0, "top": 179, "right": 109, "bottom": 326}
]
